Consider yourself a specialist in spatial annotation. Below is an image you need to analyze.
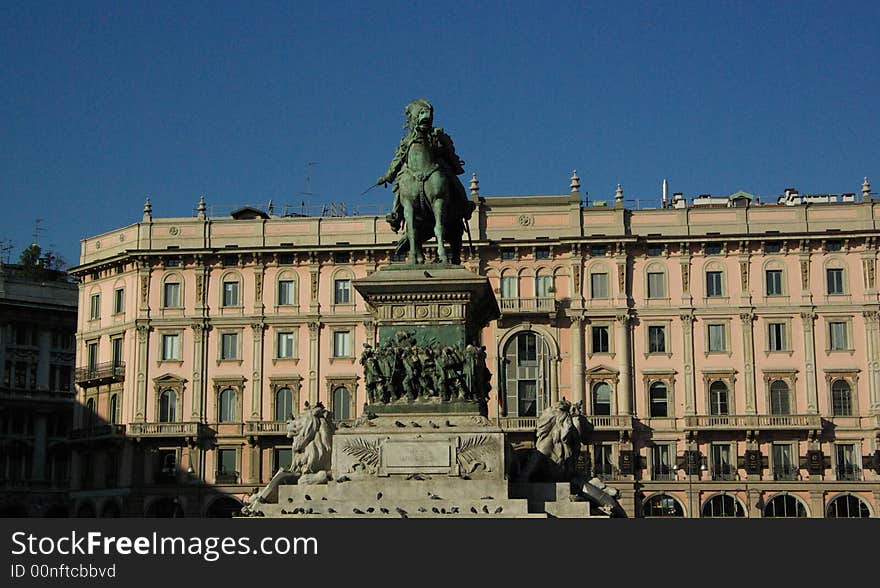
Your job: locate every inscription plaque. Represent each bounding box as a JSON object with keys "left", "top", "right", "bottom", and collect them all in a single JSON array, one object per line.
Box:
[{"left": 378, "top": 438, "right": 459, "bottom": 477}]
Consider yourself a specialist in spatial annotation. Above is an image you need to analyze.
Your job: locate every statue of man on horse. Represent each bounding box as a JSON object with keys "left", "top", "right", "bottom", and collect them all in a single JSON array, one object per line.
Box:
[{"left": 376, "top": 99, "right": 475, "bottom": 265}]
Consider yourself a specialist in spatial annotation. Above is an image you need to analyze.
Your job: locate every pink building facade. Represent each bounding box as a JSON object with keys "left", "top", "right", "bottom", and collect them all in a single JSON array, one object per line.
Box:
[{"left": 69, "top": 183, "right": 880, "bottom": 517}]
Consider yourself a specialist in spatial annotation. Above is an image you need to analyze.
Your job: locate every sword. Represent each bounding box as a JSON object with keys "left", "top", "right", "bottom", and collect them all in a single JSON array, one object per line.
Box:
[{"left": 361, "top": 183, "right": 383, "bottom": 196}]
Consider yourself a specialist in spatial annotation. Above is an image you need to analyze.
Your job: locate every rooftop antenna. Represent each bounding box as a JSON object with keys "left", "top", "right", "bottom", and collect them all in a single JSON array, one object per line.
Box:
[
  {"left": 662, "top": 179, "right": 669, "bottom": 209},
  {"left": 0, "top": 239, "right": 13, "bottom": 264},
  {"left": 299, "top": 162, "right": 319, "bottom": 214},
  {"left": 33, "top": 218, "right": 45, "bottom": 247}
]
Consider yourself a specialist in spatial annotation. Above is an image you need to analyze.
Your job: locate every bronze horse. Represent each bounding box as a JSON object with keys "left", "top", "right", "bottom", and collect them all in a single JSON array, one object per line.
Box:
[{"left": 377, "top": 99, "right": 474, "bottom": 264}]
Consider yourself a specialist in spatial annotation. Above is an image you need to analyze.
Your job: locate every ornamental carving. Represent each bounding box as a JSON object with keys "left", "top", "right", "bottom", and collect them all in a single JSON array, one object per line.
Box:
[
  {"left": 681, "top": 263, "right": 690, "bottom": 292},
  {"left": 517, "top": 214, "right": 533, "bottom": 227},
  {"left": 801, "top": 259, "right": 810, "bottom": 289},
  {"left": 255, "top": 273, "right": 263, "bottom": 301},
  {"left": 740, "top": 260, "right": 749, "bottom": 290}
]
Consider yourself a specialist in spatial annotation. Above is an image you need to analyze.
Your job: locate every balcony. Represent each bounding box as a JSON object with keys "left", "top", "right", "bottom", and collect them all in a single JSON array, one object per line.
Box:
[
  {"left": 711, "top": 464, "right": 738, "bottom": 481},
  {"left": 773, "top": 465, "right": 800, "bottom": 481},
  {"left": 499, "top": 414, "right": 631, "bottom": 433},
  {"left": 129, "top": 421, "right": 201, "bottom": 439},
  {"left": 835, "top": 465, "right": 862, "bottom": 481},
  {"left": 651, "top": 468, "right": 676, "bottom": 481},
  {"left": 499, "top": 297, "right": 557, "bottom": 316},
  {"left": 70, "top": 424, "right": 126, "bottom": 441},
  {"left": 244, "top": 421, "right": 289, "bottom": 436},
  {"left": 215, "top": 471, "right": 239, "bottom": 484},
  {"left": 75, "top": 361, "right": 125, "bottom": 386},
  {"left": 685, "top": 414, "right": 822, "bottom": 431},
  {"left": 593, "top": 465, "right": 623, "bottom": 481}
]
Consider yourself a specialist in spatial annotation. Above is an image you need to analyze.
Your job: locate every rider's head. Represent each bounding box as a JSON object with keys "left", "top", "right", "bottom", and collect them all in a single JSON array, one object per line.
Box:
[{"left": 404, "top": 99, "right": 433, "bottom": 132}]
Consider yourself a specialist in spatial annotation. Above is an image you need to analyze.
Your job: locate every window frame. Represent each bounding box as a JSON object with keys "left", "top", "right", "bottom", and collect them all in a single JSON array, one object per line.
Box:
[
  {"left": 275, "top": 329, "right": 297, "bottom": 360},
  {"left": 331, "top": 329, "right": 353, "bottom": 359},
  {"left": 221, "top": 277, "right": 241, "bottom": 308},
  {"left": 89, "top": 292, "right": 101, "bottom": 320},
  {"left": 159, "top": 331, "right": 182, "bottom": 362},
  {"left": 826, "top": 317, "right": 853, "bottom": 353},
  {"left": 218, "top": 330, "right": 241, "bottom": 362},
  {"left": 163, "top": 279, "right": 182, "bottom": 309},
  {"left": 590, "top": 271, "right": 610, "bottom": 300},
  {"left": 705, "top": 269, "right": 724, "bottom": 298},
  {"left": 589, "top": 323, "right": 612, "bottom": 356},
  {"left": 705, "top": 321, "right": 729, "bottom": 355},
  {"left": 113, "top": 287, "right": 125, "bottom": 315}
]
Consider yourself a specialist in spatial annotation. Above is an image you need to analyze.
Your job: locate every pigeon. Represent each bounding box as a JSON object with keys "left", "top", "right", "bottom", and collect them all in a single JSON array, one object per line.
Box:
[
  {"left": 427, "top": 420, "right": 440, "bottom": 429},
  {"left": 494, "top": 507, "right": 503, "bottom": 514},
  {"left": 445, "top": 420, "right": 455, "bottom": 427},
  {"left": 410, "top": 421, "right": 421, "bottom": 428},
  {"left": 395, "top": 420, "right": 406, "bottom": 428},
  {"left": 440, "top": 508, "right": 446, "bottom": 514},
  {"left": 482, "top": 505, "right": 489, "bottom": 513},
  {"left": 480, "top": 496, "right": 494, "bottom": 500},
  {"left": 395, "top": 507, "right": 408, "bottom": 518},
  {"left": 321, "top": 497, "right": 328, "bottom": 501},
  {"left": 432, "top": 507, "right": 440, "bottom": 514},
  {"left": 304, "top": 495, "right": 312, "bottom": 501},
  {"left": 336, "top": 475, "right": 351, "bottom": 483},
  {"left": 328, "top": 508, "right": 337, "bottom": 514},
  {"left": 353, "top": 508, "right": 364, "bottom": 514},
  {"left": 306, "top": 507, "right": 314, "bottom": 514},
  {"left": 424, "top": 271, "right": 432, "bottom": 278},
  {"left": 418, "top": 507, "right": 427, "bottom": 513},
  {"left": 380, "top": 507, "right": 389, "bottom": 514},
  {"left": 287, "top": 498, "right": 294, "bottom": 503},
  {"left": 366, "top": 507, "right": 375, "bottom": 513},
  {"left": 376, "top": 492, "right": 383, "bottom": 500},
  {"left": 428, "top": 493, "right": 442, "bottom": 500},
  {"left": 451, "top": 507, "right": 460, "bottom": 514},
  {"left": 470, "top": 506, "right": 478, "bottom": 514}
]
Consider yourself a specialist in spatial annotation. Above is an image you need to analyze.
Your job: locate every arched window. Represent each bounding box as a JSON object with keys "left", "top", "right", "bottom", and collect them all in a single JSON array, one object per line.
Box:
[
  {"left": 769, "top": 380, "right": 791, "bottom": 415},
  {"left": 221, "top": 274, "right": 241, "bottom": 307},
  {"left": 276, "top": 273, "right": 297, "bottom": 306},
  {"left": 109, "top": 394, "right": 118, "bottom": 424},
  {"left": 649, "top": 382, "right": 668, "bottom": 417},
  {"left": 763, "top": 495, "right": 807, "bottom": 518},
  {"left": 592, "top": 382, "right": 612, "bottom": 416},
  {"left": 163, "top": 276, "right": 182, "bottom": 308},
  {"left": 332, "top": 386, "right": 350, "bottom": 421},
  {"left": 159, "top": 389, "right": 177, "bottom": 423},
  {"left": 219, "top": 388, "right": 237, "bottom": 423},
  {"left": 333, "top": 271, "right": 353, "bottom": 305},
  {"left": 826, "top": 495, "right": 871, "bottom": 518},
  {"left": 831, "top": 380, "right": 852, "bottom": 416},
  {"left": 502, "top": 331, "right": 551, "bottom": 417},
  {"left": 702, "top": 495, "right": 745, "bottom": 518},
  {"left": 535, "top": 269, "right": 552, "bottom": 298},
  {"left": 500, "top": 271, "right": 518, "bottom": 300},
  {"left": 709, "top": 381, "right": 729, "bottom": 416},
  {"left": 642, "top": 494, "right": 684, "bottom": 517},
  {"left": 275, "top": 387, "right": 293, "bottom": 421},
  {"left": 646, "top": 264, "right": 667, "bottom": 299}
]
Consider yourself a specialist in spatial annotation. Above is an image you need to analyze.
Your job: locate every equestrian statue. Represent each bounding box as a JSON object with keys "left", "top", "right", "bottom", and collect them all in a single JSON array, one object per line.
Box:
[{"left": 376, "top": 99, "right": 475, "bottom": 265}]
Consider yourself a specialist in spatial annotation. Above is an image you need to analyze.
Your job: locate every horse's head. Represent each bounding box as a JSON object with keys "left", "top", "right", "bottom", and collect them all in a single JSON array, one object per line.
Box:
[{"left": 405, "top": 98, "right": 433, "bottom": 133}]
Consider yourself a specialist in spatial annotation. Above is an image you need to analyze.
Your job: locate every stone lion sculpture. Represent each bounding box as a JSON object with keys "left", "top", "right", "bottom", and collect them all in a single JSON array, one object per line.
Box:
[
  {"left": 242, "top": 402, "right": 335, "bottom": 514},
  {"left": 519, "top": 399, "right": 583, "bottom": 482}
]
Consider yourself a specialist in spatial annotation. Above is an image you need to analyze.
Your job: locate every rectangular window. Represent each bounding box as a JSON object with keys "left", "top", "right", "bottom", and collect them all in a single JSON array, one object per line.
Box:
[
  {"left": 706, "top": 243, "right": 723, "bottom": 255},
  {"left": 591, "top": 326, "right": 609, "bottom": 353},
  {"left": 500, "top": 276, "right": 518, "bottom": 299},
  {"left": 222, "top": 281, "right": 239, "bottom": 306},
  {"left": 826, "top": 268, "right": 844, "bottom": 294},
  {"left": 768, "top": 322, "right": 786, "bottom": 351},
  {"left": 332, "top": 330, "right": 351, "bottom": 358},
  {"left": 772, "top": 443, "right": 796, "bottom": 480},
  {"left": 517, "top": 380, "right": 537, "bottom": 417},
  {"left": 764, "top": 242, "right": 781, "bottom": 254},
  {"left": 590, "top": 273, "right": 609, "bottom": 299},
  {"left": 501, "top": 249, "right": 515, "bottom": 261},
  {"left": 278, "top": 280, "right": 295, "bottom": 305},
  {"left": 765, "top": 270, "right": 783, "bottom": 296},
  {"left": 829, "top": 321, "right": 848, "bottom": 351},
  {"left": 334, "top": 279, "right": 351, "bottom": 304},
  {"left": 591, "top": 245, "right": 607, "bottom": 257},
  {"left": 835, "top": 444, "right": 860, "bottom": 481},
  {"left": 113, "top": 288, "right": 125, "bottom": 314},
  {"left": 87, "top": 342, "right": 98, "bottom": 370},
  {"left": 647, "top": 245, "right": 663, "bottom": 257},
  {"left": 647, "top": 272, "right": 665, "bottom": 298},
  {"left": 274, "top": 448, "right": 292, "bottom": 472},
  {"left": 594, "top": 444, "right": 615, "bottom": 479},
  {"left": 220, "top": 333, "right": 239, "bottom": 360},
  {"left": 217, "top": 449, "right": 237, "bottom": 477},
  {"left": 706, "top": 271, "right": 723, "bottom": 297},
  {"left": 707, "top": 324, "right": 726, "bottom": 353},
  {"left": 111, "top": 337, "right": 123, "bottom": 366},
  {"left": 648, "top": 326, "right": 666, "bottom": 353},
  {"left": 164, "top": 282, "right": 181, "bottom": 308},
  {"left": 89, "top": 294, "right": 101, "bottom": 320},
  {"left": 535, "top": 247, "right": 550, "bottom": 260},
  {"left": 517, "top": 333, "right": 538, "bottom": 364},
  {"left": 651, "top": 445, "right": 674, "bottom": 481},
  {"left": 161, "top": 334, "right": 180, "bottom": 361},
  {"left": 711, "top": 444, "right": 734, "bottom": 480},
  {"left": 277, "top": 332, "right": 295, "bottom": 359}
]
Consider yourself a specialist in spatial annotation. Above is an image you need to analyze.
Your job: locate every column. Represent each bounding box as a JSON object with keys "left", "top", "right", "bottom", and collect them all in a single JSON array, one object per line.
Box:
[
  {"left": 863, "top": 311, "right": 880, "bottom": 413},
  {"left": 681, "top": 314, "right": 696, "bottom": 415},
  {"left": 570, "top": 316, "right": 585, "bottom": 406},
  {"left": 801, "top": 312, "right": 819, "bottom": 414},
  {"left": 740, "top": 312, "right": 757, "bottom": 414},
  {"left": 31, "top": 412, "right": 48, "bottom": 481},
  {"left": 190, "top": 323, "right": 206, "bottom": 420},
  {"left": 247, "top": 441, "right": 260, "bottom": 484},
  {"left": 250, "top": 322, "right": 264, "bottom": 419},
  {"left": 37, "top": 330, "right": 50, "bottom": 390},
  {"left": 615, "top": 314, "right": 631, "bottom": 415},
  {"left": 134, "top": 323, "right": 150, "bottom": 422},
  {"left": 307, "top": 322, "right": 321, "bottom": 405}
]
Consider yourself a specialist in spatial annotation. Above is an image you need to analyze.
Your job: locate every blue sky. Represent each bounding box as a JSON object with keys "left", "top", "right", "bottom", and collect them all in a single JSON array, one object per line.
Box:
[{"left": 2, "top": 1, "right": 878, "bottom": 266}]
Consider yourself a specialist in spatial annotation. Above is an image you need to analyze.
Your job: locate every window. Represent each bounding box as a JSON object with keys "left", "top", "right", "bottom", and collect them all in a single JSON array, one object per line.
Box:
[
  {"left": 769, "top": 380, "right": 791, "bottom": 415},
  {"left": 113, "top": 288, "right": 125, "bottom": 314},
  {"left": 642, "top": 494, "right": 684, "bottom": 517},
  {"left": 87, "top": 342, "right": 99, "bottom": 371},
  {"left": 220, "top": 333, "right": 239, "bottom": 360},
  {"left": 772, "top": 443, "right": 796, "bottom": 480},
  {"left": 500, "top": 275, "right": 518, "bottom": 299},
  {"left": 764, "top": 495, "right": 807, "bottom": 518},
  {"left": 89, "top": 293, "right": 101, "bottom": 320},
  {"left": 709, "top": 381, "right": 730, "bottom": 416},
  {"left": 218, "top": 388, "right": 237, "bottom": 423},
  {"left": 706, "top": 271, "right": 723, "bottom": 297},
  {"left": 332, "top": 386, "right": 351, "bottom": 421},
  {"left": 277, "top": 280, "right": 295, "bottom": 305},
  {"left": 702, "top": 494, "right": 744, "bottom": 517},
  {"left": 517, "top": 333, "right": 538, "bottom": 364},
  {"left": 158, "top": 389, "right": 177, "bottom": 423},
  {"left": 217, "top": 449, "right": 237, "bottom": 480},
  {"left": 222, "top": 280, "right": 239, "bottom": 306},
  {"left": 768, "top": 322, "right": 786, "bottom": 351},
  {"left": 827, "top": 495, "right": 871, "bottom": 518},
  {"left": 707, "top": 324, "right": 726, "bottom": 352},
  {"left": 503, "top": 331, "right": 550, "bottom": 418},
  {"left": 275, "top": 387, "right": 293, "bottom": 421},
  {"left": 647, "top": 272, "right": 665, "bottom": 298},
  {"left": 593, "top": 444, "right": 615, "bottom": 479},
  {"left": 111, "top": 337, "right": 124, "bottom": 367},
  {"left": 332, "top": 330, "right": 352, "bottom": 358},
  {"left": 826, "top": 239, "right": 842, "bottom": 252},
  {"left": 333, "top": 251, "right": 350, "bottom": 264},
  {"left": 829, "top": 321, "right": 848, "bottom": 350},
  {"left": 710, "top": 444, "right": 735, "bottom": 480},
  {"left": 648, "top": 326, "right": 666, "bottom": 353},
  {"left": 161, "top": 334, "right": 180, "bottom": 361},
  {"left": 826, "top": 268, "right": 844, "bottom": 294},
  {"left": 334, "top": 278, "right": 351, "bottom": 304},
  {"left": 649, "top": 382, "right": 668, "bottom": 417},
  {"left": 157, "top": 450, "right": 176, "bottom": 482},
  {"left": 590, "top": 273, "right": 609, "bottom": 299},
  {"left": 273, "top": 448, "right": 292, "bottom": 472},
  {"left": 501, "top": 249, "right": 515, "bottom": 261},
  {"left": 705, "top": 243, "right": 723, "bottom": 256},
  {"left": 276, "top": 332, "right": 295, "bottom": 359},
  {"left": 650, "top": 445, "right": 674, "bottom": 481},
  {"left": 835, "top": 444, "right": 860, "bottom": 480},
  {"left": 109, "top": 394, "right": 119, "bottom": 424},
  {"left": 535, "top": 247, "right": 550, "bottom": 260},
  {"left": 591, "top": 326, "right": 609, "bottom": 353},
  {"left": 764, "top": 242, "right": 781, "bottom": 254},
  {"left": 535, "top": 274, "right": 552, "bottom": 298},
  {"left": 831, "top": 380, "right": 853, "bottom": 416},
  {"left": 591, "top": 245, "right": 607, "bottom": 257},
  {"left": 646, "top": 245, "right": 663, "bottom": 257},
  {"left": 765, "top": 270, "right": 783, "bottom": 296},
  {"left": 592, "top": 382, "right": 612, "bottom": 416},
  {"left": 164, "top": 281, "right": 181, "bottom": 308}
]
